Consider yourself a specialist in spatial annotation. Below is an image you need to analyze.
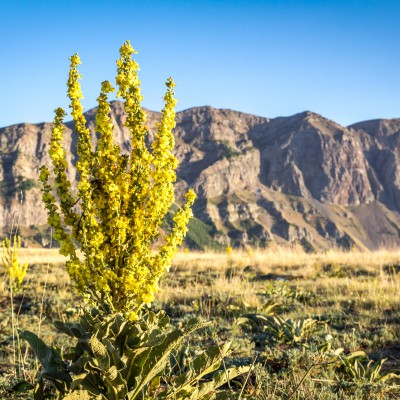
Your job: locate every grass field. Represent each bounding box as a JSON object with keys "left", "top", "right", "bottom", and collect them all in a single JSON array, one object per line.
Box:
[{"left": 1, "top": 247, "right": 400, "bottom": 399}]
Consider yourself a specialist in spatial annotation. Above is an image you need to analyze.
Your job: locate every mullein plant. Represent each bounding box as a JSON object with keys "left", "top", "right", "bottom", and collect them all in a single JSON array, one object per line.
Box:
[{"left": 19, "top": 41, "right": 249, "bottom": 399}]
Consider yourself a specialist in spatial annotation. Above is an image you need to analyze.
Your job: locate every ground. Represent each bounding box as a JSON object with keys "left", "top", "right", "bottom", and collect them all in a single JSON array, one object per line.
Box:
[{"left": 0, "top": 247, "right": 399, "bottom": 399}]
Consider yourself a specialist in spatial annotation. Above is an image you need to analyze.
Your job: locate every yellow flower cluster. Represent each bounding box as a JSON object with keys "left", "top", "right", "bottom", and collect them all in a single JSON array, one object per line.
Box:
[
  {"left": 1, "top": 236, "right": 29, "bottom": 291},
  {"left": 39, "top": 40, "right": 196, "bottom": 319}
]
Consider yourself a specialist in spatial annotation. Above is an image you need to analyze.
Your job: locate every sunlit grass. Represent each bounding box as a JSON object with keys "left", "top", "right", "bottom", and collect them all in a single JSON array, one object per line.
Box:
[{"left": 1, "top": 247, "right": 399, "bottom": 398}]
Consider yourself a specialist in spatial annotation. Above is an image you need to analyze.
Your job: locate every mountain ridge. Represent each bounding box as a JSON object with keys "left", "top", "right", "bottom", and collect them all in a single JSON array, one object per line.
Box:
[{"left": 1, "top": 102, "right": 399, "bottom": 250}]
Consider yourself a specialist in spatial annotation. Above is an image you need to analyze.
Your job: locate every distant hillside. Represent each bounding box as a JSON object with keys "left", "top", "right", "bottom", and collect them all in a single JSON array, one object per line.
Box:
[{"left": 1, "top": 101, "right": 399, "bottom": 250}]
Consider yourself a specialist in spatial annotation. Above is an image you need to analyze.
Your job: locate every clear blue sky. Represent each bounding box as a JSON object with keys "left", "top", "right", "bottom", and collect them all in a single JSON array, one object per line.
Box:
[{"left": 1, "top": 0, "right": 399, "bottom": 127}]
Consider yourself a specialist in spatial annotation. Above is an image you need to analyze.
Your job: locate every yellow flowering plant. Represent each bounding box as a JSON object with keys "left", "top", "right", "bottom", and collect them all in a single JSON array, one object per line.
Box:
[
  {"left": 39, "top": 40, "right": 195, "bottom": 320},
  {"left": 1, "top": 235, "right": 28, "bottom": 291},
  {"left": 19, "top": 41, "right": 250, "bottom": 399}
]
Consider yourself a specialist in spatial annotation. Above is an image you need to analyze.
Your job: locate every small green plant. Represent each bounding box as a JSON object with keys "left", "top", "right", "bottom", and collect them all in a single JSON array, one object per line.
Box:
[
  {"left": 220, "top": 143, "right": 239, "bottom": 160},
  {"left": 263, "top": 316, "right": 326, "bottom": 345},
  {"left": 336, "top": 350, "right": 399, "bottom": 385},
  {"left": 235, "top": 314, "right": 326, "bottom": 347},
  {"left": 263, "top": 281, "right": 313, "bottom": 304},
  {"left": 233, "top": 303, "right": 280, "bottom": 326}
]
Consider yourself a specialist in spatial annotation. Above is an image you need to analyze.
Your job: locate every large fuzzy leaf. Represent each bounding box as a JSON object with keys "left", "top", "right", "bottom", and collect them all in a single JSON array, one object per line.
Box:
[
  {"left": 20, "top": 329, "right": 72, "bottom": 393},
  {"left": 63, "top": 391, "right": 91, "bottom": 400},
  {"left": 103, "top": 366, "right": 128, "bottom": 399},
  {"left": 54, "top": 321, "right": 87, "bottom": 339},
  {"left": 63, "top": 390, "right": 106, "bottom": 399},
  {"left": 10, "top": 381, "right": 35, "bottom": 393},
  {"left": 171, "top": 343, "right": 233, "bottom": 393},
  {"left": 189, "top": 366, "right": 251, "bottom": 399},
  {"left": 128, "top": 319, "right": 211, "bottom": 399},
  {"left": 89, "top": 334, "right": 111, "bottom": 371},
  {"left": 20, "top": 330, "right": 62, "bottom": 370}
]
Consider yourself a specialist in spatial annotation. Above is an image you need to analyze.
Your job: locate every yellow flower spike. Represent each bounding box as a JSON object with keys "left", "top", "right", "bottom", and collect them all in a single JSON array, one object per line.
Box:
[
  {"left": 1, "top": 236, "right": 29, "bottom": 292},
  {"left": 145, "top": 77, "right": 179, "bottom": 241},
  {"left": 67, "top": 50, "right": 104, "bottom": 287},
  {"left": 115, "top": 40, "right": 155, "bottom": 261},
  {"left": 69, "top": 53, "right": 82, "bottom": 66},
  {"left": 48, "top": 107, "right": 78, "bottom": 227}
]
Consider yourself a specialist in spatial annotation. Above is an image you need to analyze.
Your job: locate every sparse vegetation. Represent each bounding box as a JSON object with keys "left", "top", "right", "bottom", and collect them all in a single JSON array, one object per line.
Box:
[
  {"left": 219, "top": 141, "right": 240, "bottom": 160},
  {"left": 0, "top": 177, "right": 39, "bottom": 198},
  {"left": 1, "top": 247, "right": 399, "bottom": 398}
]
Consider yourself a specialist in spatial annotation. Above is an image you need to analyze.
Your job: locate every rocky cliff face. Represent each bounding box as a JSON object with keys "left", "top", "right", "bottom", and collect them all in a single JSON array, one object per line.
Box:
[
  {"left": 1, "top": 102, "right": 399, "bottom": 250},
  {"left": 250, "top": 112, "right": 375, "bottom": 205},
  {"left": 349, "top": 118, "right": 400, "bottom": 212}
]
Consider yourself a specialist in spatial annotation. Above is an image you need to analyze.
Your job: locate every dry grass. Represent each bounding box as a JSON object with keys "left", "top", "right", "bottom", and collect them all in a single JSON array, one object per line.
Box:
[
  {"left": 173, "top": 246, "right": 400, "bottom": 271},
  {"left": 157, "top": 247, "right": 400, "bottom": 319},
  {"left": 1, "top": 247, "right": 399, "bottom": 399},
  {"left": 18, "top": 245, "right": 400, "bottom": 269},
  {"left": 14, "top": 247, "right": 400, "bottom": 313},
  {"left": 17, "top": 248, "right": 66, "bottom": 266}
]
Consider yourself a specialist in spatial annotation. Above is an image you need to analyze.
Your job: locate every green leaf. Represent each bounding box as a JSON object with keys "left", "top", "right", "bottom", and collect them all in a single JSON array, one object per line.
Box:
[
  {"left": 20, "top": 330, "right": 60, "bottom": 370},
  {"left": 11, "top": 381, "right": 35, "bottom": 393},
  {"left": 54, "top": 320, "right": 87, "bottom": 339},
  {"left": 20, "top": 329, "right": 71, "bottom": 392},
  {"left": 379, "top": 372, "right": 400, "bottom": 383},
  {"left": 42, "top": 368, "right": 71, "bottom": 393},
  {"left": 148, "top": 375, "right": 161, "bottom": 396},
  {"left": 346, "top": 351, "right": 368, "bottom": 360},
  {"left": 183, "top": 318, "right": 213, "bottom": 336},
  {"left": 69, "top": 354, "right": 91, "bottom": 375},
  {"left": 128, "top": 328, "right": 188, "bottom": 398},
  {"left": 63, "top": 390, "right": 102, "bottom": 399},
  {"left": 71, "top": 372, "right": 90, "bottom": 391},
  {"left": 124, "top": 344, "right": 151, "bottom": 387},
  {"left": 173, "top": 343, "right": 233, "bottom": 393},
  {"left": 102, "top": 337, "right": 124, "bottom": 370},
  {"left": 190, "top": 366, "right": 250, "bottom": 399},
  {"left": 77, "top": 372, "right": 105, "bottom": 396},
  {"left": 33, "top": 377, "right": 45, "bottom": 400},
  {"left": 104, "top": 366, "right": 128, "bottom": 399},
  {"left": 89, "top": 335, "right": 110, "bottom": 371},
  {"left": 105, "top": 314, "right": 127, "bottom": 338}
]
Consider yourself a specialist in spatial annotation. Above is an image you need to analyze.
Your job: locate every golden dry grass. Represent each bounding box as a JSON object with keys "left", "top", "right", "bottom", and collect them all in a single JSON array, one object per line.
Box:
[
  {"left": 12, "top": 246, "right": 399, "bottom": 315},
  {"left": 17, "top": 248, "right": 66, "bottom": 265},
  {"left": 18, "top": 245, "right": 400, "bottom": 268},
  {"left": 10, "top": 246, "right": 400, "bottom": 320},
  {"left": 1, "top": 246, "right": 399, "bottom": 399},
  {"left": 170, "top": 246, "right": 400, "bottom": 282}
]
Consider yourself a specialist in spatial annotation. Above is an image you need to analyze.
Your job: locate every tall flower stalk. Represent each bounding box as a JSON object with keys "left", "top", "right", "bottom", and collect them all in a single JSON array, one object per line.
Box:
[
  {"left": 1, "top": 235, "right": 28, "bottom": 291},
  {"left": 39, "top": 40, "right": 195, "bottom": 320}
]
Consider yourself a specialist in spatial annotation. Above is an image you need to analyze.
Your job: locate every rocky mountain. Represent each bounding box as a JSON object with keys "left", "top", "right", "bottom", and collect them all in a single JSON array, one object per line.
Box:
[{"left": 1, "top": 102, "right": 399, "bottom": 250}]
